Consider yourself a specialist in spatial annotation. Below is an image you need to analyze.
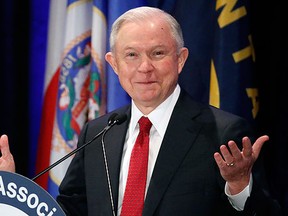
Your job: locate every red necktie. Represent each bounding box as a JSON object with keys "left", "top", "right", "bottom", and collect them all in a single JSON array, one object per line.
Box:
[{"left": 121, "top": 116, "right": 152, "bottom": 216}]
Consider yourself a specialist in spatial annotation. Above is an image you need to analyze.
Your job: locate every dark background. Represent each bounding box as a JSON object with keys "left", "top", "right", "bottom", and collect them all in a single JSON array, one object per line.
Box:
[{"left": 1, "top": 0, "right": 287, "bottom": 214}]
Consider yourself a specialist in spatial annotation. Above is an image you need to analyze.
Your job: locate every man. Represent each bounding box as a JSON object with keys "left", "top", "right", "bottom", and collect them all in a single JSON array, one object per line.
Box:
[{"left": 0, "top": 6, "right": 282, "bottom": 216}]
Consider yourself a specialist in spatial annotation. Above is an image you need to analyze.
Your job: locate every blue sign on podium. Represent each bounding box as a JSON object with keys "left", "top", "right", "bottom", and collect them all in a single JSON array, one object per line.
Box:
[{"left": 0, "top": 171, "right": 65, "bottom": 215}]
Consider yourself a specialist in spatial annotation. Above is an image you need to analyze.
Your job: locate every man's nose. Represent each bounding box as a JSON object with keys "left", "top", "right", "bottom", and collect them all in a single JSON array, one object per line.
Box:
[{"left": 137, "top": 55, "right": 154, "bottom": 72}]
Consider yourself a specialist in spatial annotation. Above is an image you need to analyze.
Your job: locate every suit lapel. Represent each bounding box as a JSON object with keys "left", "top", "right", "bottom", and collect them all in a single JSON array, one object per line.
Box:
[{"left": 143, "top": 91, "right": 204, "bottom": 215}]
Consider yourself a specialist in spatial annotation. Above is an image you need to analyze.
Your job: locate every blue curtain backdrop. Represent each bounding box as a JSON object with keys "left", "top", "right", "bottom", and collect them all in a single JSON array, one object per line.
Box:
[
  {"left": 1, "top": 0, "right": 287, "bottom": 214},
  {"left": 28, "top": 0, "right": 50, "bottom": 178}
]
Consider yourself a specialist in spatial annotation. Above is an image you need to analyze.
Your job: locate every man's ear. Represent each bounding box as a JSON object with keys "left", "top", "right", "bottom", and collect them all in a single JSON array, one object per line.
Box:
[
  {"left": 105, "top": 52, "right": 118, "bottom": 74},
  {"left": 177, "top": 47, "right": 189, "bottom": 74}
]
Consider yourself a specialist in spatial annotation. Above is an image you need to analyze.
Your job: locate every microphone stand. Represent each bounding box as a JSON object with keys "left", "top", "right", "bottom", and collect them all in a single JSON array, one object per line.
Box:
[{"left": 101, "top": 127, "right": 116, "bottom": 216}]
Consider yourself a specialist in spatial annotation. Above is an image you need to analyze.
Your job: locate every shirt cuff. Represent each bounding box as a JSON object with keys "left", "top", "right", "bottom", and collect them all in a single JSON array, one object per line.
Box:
[{"left": 225, "top": 174, "right": 253, "bottom": 211}]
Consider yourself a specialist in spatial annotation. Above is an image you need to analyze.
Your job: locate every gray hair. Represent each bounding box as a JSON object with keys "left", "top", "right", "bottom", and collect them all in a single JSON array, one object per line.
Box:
[{"left": 109, "top": 6, "right": 184, "bottom": 53}]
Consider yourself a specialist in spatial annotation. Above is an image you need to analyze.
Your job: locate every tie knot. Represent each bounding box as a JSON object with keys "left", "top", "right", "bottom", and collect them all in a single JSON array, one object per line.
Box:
[{"left": 138, "top": 116, "right": 152, "bottom": 133}]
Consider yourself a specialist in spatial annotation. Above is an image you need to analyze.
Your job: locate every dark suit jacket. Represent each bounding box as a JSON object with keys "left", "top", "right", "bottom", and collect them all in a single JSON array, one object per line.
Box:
[{"left": 57, "top": 90, "right": 282, "bottom": 216}]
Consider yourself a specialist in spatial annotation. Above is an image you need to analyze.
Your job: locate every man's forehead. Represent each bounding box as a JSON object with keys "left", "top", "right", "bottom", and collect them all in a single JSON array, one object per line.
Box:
[{"left": 119, "top": 16, "right": 168, "bottom": 31}]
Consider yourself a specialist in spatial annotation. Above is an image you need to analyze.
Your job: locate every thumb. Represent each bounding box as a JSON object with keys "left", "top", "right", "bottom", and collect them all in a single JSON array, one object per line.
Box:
[
  {"left": 0, "top": 134, "right": 11, "bottom": 157},
  {"left": 252, "top": 135, "right": 269, "bottom": 159}
]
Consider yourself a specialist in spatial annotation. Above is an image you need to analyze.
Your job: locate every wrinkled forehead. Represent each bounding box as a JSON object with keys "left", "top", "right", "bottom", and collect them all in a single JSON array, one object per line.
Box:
[{"left": 119, "top": 16, "right": 171, "bottom": 35}]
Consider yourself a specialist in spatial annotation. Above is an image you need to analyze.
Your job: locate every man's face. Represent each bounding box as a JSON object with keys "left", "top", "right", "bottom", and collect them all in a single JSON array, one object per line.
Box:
[{"left": 106, "top": 18, "right": 188, "bottom": 113}]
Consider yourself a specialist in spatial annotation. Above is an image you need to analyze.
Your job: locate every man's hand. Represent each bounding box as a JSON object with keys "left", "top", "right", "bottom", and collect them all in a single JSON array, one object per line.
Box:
[
  {"left": 214, "top": 135, "right": 269, "bottom": 194},
  {"left": 0, "top": 134, "right": 16, "bottom": 172}
]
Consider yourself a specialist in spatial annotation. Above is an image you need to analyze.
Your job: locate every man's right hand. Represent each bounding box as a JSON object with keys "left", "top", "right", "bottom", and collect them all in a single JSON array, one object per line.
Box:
[{"left": 0, "top": 134, "right": 16, "bottom": 172}]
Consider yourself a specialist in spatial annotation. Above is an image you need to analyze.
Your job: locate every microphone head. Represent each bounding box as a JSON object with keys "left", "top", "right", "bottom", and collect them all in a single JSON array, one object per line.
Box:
[
  {"left": 114, "top": 114, "right": 127, "bottom": 125},
  {"left": 108, "top": 113, "right": 118, "bottom": 126}
]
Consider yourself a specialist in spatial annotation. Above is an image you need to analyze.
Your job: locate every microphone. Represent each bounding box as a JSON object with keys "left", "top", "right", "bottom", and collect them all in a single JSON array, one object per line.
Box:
[{"left": 31, "top": 113, "right": 127, "bottom": 181}]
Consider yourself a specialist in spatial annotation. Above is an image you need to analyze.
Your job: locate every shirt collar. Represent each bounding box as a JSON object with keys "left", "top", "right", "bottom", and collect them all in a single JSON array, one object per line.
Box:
[{"left": 130, "top": 84, "right": 181, "bottom": 137}]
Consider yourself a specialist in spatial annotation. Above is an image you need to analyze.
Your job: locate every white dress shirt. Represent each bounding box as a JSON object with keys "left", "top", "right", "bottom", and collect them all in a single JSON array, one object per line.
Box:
[{"left": 117, "top": 84, "right": 251, "bottom": 214}]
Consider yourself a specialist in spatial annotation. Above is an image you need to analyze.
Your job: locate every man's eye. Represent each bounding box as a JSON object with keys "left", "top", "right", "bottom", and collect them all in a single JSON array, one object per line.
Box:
[
  {"left": 152, "top": 50, "right": 165, "bottom": 59},
  {"left": 155, "top": 51, "right": 164, "bottom": 55},
  {"left": 127, "top": 53, "right": 137, "bottom": 57}
]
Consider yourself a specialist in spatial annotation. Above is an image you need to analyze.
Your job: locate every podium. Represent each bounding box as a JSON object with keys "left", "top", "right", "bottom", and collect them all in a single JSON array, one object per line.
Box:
[{"left": 0, "top": 171, "right": 65, "bottom": 215}]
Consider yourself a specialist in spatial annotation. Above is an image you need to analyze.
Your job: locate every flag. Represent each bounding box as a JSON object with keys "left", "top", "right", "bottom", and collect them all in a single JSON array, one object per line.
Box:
[
  {"left": 35, "top": 0, "right": 67, "bottom": 193},
  {"left": 36, "top": 0, "right": 106, "bottom": 197},
  {"left": 47, "top": 0, "right": 95, "bottom": 197},
  {"left": 209, "top": 0, "right": 257, "bottom": 122},
  {"left": 152, "top": 0, "right": 258, "bottom": 123}
]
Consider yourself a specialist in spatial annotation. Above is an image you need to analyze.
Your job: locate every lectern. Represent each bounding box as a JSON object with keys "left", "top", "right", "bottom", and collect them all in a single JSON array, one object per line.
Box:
[{"left": 0, "top": 171, "right": 65, "bottom": 215}]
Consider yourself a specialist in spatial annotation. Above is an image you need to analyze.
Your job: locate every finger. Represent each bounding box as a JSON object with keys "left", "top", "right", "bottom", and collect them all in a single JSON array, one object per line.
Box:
[
  {"left": 214, "top": 152, "right": 225, "bottom": 168},
  {"left": 242, "top": 137, "right": 253, "bottom": 157},
  {"left": 227, "top": 141, "right": 242, "bottom": 160},
  {"left": 219, "top": 144, "right": 235, "bottom": 164},
  {"left": 251, "top": 135, "right": 269, "bottom": 159},
  {"left": 0, "top": 134, "right": 11, "bottom": 157}
]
